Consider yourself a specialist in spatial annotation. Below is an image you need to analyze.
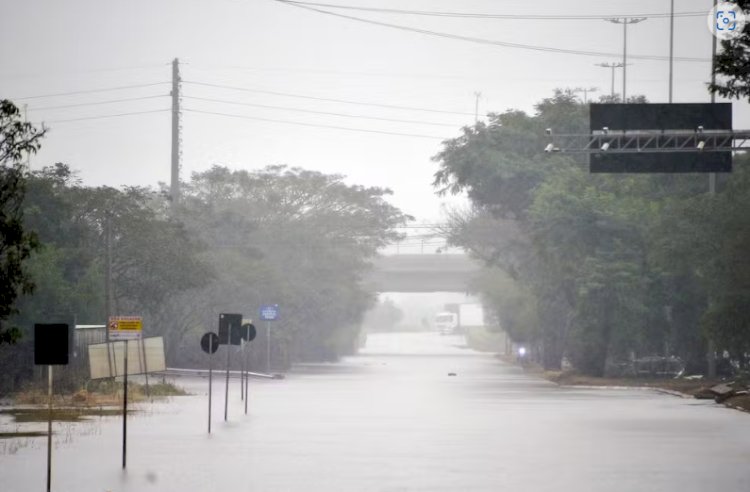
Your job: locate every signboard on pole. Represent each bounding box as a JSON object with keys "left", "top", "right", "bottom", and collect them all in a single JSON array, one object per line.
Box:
[
  {"left": 88, "top": 337, "right": 166, "bottom": 379},
  {"left": 108, "top": 316, "right": 143, "bottom": 341},
  {"left": 259, "top": 304, "right": 279, "bottom": 321},
  {"left": 218, "top": 313, "right": 243, "bottom": 345}
]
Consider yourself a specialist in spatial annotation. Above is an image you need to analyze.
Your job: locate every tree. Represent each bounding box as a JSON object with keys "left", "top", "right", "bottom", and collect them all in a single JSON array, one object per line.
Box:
[
  {"left": 362, "top": 298, "right": 404, "bottom": 332},
  {"left": 710, "top": 0, "right": 750, "bottom": 99},
  {"left": 0, "top": 100, "right": 45, "bottom": 344},
  {"left": 173, "top": 165, "right": 410, "bottom": 367}
]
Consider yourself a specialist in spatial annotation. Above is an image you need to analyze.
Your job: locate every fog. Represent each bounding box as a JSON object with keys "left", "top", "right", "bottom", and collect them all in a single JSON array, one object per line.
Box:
[{"left": 3, "top": 1, "right": 750, "bottom": 490}]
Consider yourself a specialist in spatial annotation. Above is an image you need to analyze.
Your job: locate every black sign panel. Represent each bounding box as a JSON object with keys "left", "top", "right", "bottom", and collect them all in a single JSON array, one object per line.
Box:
[
  {"left": 590, "top": 103, "right": 732, "bottom": 131},
  {"left": 589, "top": 103, "right": 733, "bottom": 173},
  {"left": 590, "top": 153, "right": 732, "bottom": 173},
  {"left": 34, "top": 323, "right": 70, "bottom": 365},
  {"left": 218, "top": 313, "right": 243, "bottom": 345},
  {"left": 200, "top": 332, "right": 220, "bottom": 354}
]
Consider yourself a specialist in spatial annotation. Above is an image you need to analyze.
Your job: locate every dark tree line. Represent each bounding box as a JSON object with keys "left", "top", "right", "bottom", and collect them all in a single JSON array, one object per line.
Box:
[{"left": 433, "top": 85, "right": 750, "bottom": 376}]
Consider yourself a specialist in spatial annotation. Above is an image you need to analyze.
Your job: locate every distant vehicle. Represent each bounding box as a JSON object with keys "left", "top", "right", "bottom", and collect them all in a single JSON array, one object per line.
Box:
[{"left": 435, "top": 312, "right": 458, "bottom": 335}]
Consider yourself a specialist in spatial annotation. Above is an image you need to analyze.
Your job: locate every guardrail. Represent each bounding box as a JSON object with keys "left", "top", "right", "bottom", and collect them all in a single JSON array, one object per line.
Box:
[{"left": 157, "top": 367, "right": 284, "bottom": 380}]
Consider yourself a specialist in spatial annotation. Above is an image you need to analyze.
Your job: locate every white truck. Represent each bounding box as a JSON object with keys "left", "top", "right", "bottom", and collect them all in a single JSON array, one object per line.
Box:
[{"left": 435, "top": 311, "right": 458, "bottom": 335}]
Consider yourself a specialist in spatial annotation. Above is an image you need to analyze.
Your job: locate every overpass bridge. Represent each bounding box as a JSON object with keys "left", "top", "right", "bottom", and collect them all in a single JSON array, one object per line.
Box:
[{"left": 365, "top": 254, "right": 482, "bottom": 293}]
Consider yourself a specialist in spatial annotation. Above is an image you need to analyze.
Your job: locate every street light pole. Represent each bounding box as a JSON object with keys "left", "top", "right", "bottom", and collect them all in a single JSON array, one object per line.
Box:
[
  {"left": 596, "top": 62, "right": 624, "bottom": 98},
  {"left": 605, "top": 17, "right": 646, "bottom": 102},
  {"left": 573, "top": 87, "right": 598, "bottom": 104}
]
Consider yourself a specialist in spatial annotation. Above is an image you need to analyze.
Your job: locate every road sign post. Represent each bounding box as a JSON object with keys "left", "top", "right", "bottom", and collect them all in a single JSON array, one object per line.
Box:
[
  {"left": 209, "top": 336, "right": 213, "bottom": 432},
  {"left": 219, "top": 313, "right": 243, "bottom": 421},
  {"left": 108, "top": 316, "right": 142, "bottom": 469},
  {"left": 241, "top": 323, "right": 256, "bottom": 415},
  {"left": 266, "top": 322, "right": 270, "bottom": 373},
  {"left": 259, "top": 305, "right": 279, "bottom": 373},
  {"left": 34, "top": 322, "right": 70, "bottom": 492},
  {"left": 200, "top": 332, "right": 219, "bottom": 433},
  {"left": 46, "top": 365, "right": 52, "bottom": 492},
  {"left": 122, "top": 339, "right": 128, "bottom": 469}
]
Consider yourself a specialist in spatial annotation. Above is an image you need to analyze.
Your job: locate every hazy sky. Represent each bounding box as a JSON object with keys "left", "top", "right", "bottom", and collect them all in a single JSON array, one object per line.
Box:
[{"left": 2, "top": 0, "right": 746, "bottom": 227}]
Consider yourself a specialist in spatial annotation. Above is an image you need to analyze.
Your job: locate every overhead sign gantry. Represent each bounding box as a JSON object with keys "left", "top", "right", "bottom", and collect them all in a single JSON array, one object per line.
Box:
[{"left": 544, "top": 103, "right": 750, "bottom": 173}]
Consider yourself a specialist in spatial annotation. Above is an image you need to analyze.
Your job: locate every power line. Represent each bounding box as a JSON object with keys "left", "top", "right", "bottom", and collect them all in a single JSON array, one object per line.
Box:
[
  {"left": 183, "top": 108, "right": 446, "bottom": 139},
  {"left": 183, "top": 80, "right": 478, "bottom": 116},
  {"left": 183, "top": 95, "right": 460, "bottom": 127},
  {"left": 27, "top": 95, "right": 167, "bottom": 111},
  {"left": 41, "top": 109, "right": 170, "bottom": 124},
  {"left": 11, "top": 82, "right": 171, "bottom": 101},
  {"left": 279, "top": 1, "right": 705, "bottom": 20},
  {"left": 0, "top": 62, "right": 170, "bottom": 80},
  {"left": 272, "top": 0, "right": 710, "bottom": 63}
]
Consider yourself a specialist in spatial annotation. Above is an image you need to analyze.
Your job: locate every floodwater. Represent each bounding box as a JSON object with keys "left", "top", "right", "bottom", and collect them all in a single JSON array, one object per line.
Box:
[{"left": 2, "top": 331, "right": 750, "bottom": 491}]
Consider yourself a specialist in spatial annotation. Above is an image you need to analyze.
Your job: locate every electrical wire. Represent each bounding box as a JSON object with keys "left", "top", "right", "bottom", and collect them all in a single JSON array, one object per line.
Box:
[
  {"left": 1, "top": 62, "right": 170, "bottom": 80},
  {"left": 271, "top": 0, "right": 711, "bottom": 63},
  {"left": 183, "top": 80, "right": 478, "bottom": 116},
  {"left": 279, "top": 1, "right": 705, "bottom": 20},
  {"left": 27, "top": 94, "right": 167, "bottom": 111},
  {"left": 183, "top": 95, "right": 461, "bottom": 127},
  {"left": 41, "top": 109, "right": 170, "bottom": 124},
  {"left": 183, "top": 108, "right": 447, "bottom": 139},
  {"left": 11, "top": 82, "right": 171, "bottom": 101}
]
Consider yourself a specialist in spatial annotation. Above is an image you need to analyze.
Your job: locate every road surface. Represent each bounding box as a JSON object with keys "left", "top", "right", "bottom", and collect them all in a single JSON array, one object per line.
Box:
[{"left": 2, "top": 331, "right": 750, "bottom": 491}]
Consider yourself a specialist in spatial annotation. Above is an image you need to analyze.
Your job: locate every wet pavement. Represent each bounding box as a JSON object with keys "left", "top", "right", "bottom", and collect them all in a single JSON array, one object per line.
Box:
[{"left": 2, "top": 331, "right": 750, "bottom": 491}]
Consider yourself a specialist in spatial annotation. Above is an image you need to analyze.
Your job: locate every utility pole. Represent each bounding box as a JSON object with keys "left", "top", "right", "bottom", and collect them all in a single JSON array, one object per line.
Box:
[
  {"left": 596, "top": 62, "right": 624, "bottom": 99},
  {"left": 707, "top": 0, "right": 718, "bottom": 379},
  {"left": 473, "top": 91, "right": 482, "bottom": 124},
  {"left": 605, "top": 17, "right": 646, "bottom": 102},
  {"left": 170, "top": 58, "right": 181, "bottom": 204},
  {"left": 23, "top": 104, "right": 31, "bottom": 169},
  {"left": 573, "top": 87, "right": 598, "bottom": 104},
  {"left": 668, "top": 0, "right": 675, "bottom": 103},
  {"left": 104, "top": 213, "right": 112, "bottom": 343}
]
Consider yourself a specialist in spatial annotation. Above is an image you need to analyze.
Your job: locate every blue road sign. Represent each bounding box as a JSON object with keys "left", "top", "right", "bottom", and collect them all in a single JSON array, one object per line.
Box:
[{"left": 259, "top": 304, "right": 280, "bottom": 321}]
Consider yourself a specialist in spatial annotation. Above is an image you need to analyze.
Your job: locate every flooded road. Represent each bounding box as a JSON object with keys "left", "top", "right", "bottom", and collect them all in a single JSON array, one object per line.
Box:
[{"left": 3, "top": 331, "right": 750, "bottom": 491}]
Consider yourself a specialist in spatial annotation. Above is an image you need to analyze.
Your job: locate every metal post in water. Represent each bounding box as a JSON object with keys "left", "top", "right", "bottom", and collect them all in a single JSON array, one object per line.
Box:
[
  {"left": 240, "top": 340, "right": 245, "bottom": 401},
  {"left": 224, "top": 342, "right": 231, "bottom": 421},
  {"left": 266, "top": 321, "right": 271, "bottom": 373},
  {"left": 141, "top": 338, "right": 150, "bottom": 398},
  {"left": 122, "top": 340, "right": 128, "bottom": 469},
  {"left": 244, "top": 347, "right": 250, "bottom": 415},
  {"left": 208, "top": 336, "right": 213, "bottom": 434},
  {"left": 46, "top": 365, "right": 53, "bottom": 492}
]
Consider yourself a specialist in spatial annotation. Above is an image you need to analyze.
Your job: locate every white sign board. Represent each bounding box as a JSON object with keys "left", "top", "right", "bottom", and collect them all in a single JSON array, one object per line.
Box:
[{"left": 88, "top": 336, "right": 166, "bottom": 380}]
